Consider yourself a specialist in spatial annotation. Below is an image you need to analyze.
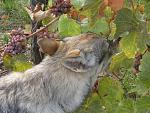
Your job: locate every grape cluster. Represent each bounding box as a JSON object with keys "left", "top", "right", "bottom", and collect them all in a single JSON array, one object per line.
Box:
[
  {"left": 50, "top": 0, "right": 72, "bottom": 16},
  {"left": 1, "top": 28, "right": 26, "bottom": 57},
  {"left": 37, "top": 28, "right": 59, "bottom": 39}
]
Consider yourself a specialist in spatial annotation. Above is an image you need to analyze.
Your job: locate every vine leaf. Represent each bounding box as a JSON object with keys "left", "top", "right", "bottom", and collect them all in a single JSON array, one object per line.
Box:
[
  {"left": 77, "top": 0, "right": 102, "bottom": 26},
  {"left": 13, "top": 61, "right": 32, "bottom": 72},
  {"left": 114, "top": 8, "right": 139, "bottom": 38},
  {"left": 90, "top": 17, "right": 109, "bottom": 35},
  {"left": 120, "top": 32, "right": 137, "bottom": 58},
  {"left": 3, "top": 54, "right": 33, "bottom": 72},
  {"left": 113, "top": 99, "right": 135, "bottom": 113},
  {"left": 98, "top": 77, "right": 124, "bottom": 113},
  {"left": 138, "top": 52, "right": 150, "bottom": 88},
  {"left": 137, "top": 33, "right": 150, "bottom": 53},
  {"left": 109, "top": 52, "right": 133, "bottom": 72},
  {"left": 144, "top": 2, "right": 150, "bottom": 19},
  {"left": 80, "top": 0, "right": 102, "bottom": 11},
  {"left": 135, "top": 96, "right": 150, "bottom": 113},
  {"left": 74, "top": 93, "right": 103, "bottom": 113},
  {"left": 70, "top": 0, "right": 87, "bottom": 10},
  {"left": 3, "top": 54, "right": 13, "bottom": 69},
  {"left": 58, "top": 15, "right": 81, "bottom": 37}
]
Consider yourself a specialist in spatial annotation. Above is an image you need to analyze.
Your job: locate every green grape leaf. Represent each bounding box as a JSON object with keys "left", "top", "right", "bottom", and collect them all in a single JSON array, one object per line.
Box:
[
  {"left": 48, "top": 0, "right": 52, "bottom": 7},
  {"left": 78, "top": 0, "right": 102, "bottom": 26},
  {"left": 138, "top": 52, "right": 150, "bottom": 88},
  {"left": 113, "top": 99, "right": 135, "bottom": 113},
  {"left": 120, "top": 32, "right": 138, "bottom": 58},
  {"left": 109, "top": 52, "right": 133, "bottom": 72},
  {"left": 137, "top": 33, "right": 150, "bottom": 53},
  {"left": 71, "top": 0, "right": 87, "bottom": 10},
  {"left": 3, "top": 54, "right": 32, "bottom": 72},
  {"left": 98, "top": 77, "right": 124, "bottom": 113},
  {"left": 135, "top": 96, "right": 150, "bottom": 113},
  {"left": 98, "top": 77, "right": 124, "bottom": 100},
  {"left": 42, "top": 17, "right": 58, "bottom": 32},
  {"left": 114, "top": 8, "right": 140, "bottom": 38},
  {"left": 77, "top": 0, "right": 102, "bottom": 11},
  {"left": 74, "top": 93, "right": 104, "bottom": 113},
  {"left": 133, "top": 78, "right": 150, "bottom": 96},
  {"left": 12, "top": 54, "right": 32, "bottom": 72},
  {"left": 13, "top": 61, "right": 32, "bottom": 72},
  {"left": 58, "top": 15, "right": 81, "bottom": 37},
  {"left": 90, "top": 17, "right": 109, "bottom": 35},
  {"left": 3, "top": 54, "right": 13, "bottom": 69},
  {"left": 145, "top": 2, "right": 150, "bottom": 19}
]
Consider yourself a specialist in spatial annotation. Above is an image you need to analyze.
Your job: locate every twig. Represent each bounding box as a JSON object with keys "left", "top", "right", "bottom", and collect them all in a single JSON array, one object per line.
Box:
[{"left": 26, "top": 16, "right": 60, "bottom": 39}]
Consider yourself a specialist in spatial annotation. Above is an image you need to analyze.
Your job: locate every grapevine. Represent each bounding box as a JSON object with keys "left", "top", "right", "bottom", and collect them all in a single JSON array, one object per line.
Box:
[
  {"left": 0, "top": 0, "right": 150, "bottom": 112},
  {"left": 1, "top": 28, "right": 26, "bottom": 57}
]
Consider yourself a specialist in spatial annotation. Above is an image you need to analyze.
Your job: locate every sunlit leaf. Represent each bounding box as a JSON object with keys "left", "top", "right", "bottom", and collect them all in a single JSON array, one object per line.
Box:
[
  {"left": 3, "top": 54, "right": 32, "bottom": 72},
  {"left": 71, "top": 0, "right": 87, "bottom": 10},
  {"left": 58, "top": 15, "right": 81, "bottom": 37},
  {"left": 13, "top": 61, "right": 32, "bottom": 72},
  {"left": 109, "top": 52, "right": 133, "bottom": 72},
  {"left": 3, "top": 54, "right": 13, "bottom": 69},
  {"left": 120, "top": 32, "right": 138, "bottom": 58}
]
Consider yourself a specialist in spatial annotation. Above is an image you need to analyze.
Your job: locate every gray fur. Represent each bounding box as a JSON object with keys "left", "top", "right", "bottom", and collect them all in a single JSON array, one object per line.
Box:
[{"left": 0, "top": 33, "right": 113, "bottom": 113}]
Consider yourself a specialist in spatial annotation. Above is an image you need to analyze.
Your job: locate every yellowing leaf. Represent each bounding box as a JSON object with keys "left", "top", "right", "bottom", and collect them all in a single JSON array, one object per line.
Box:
[
  {"left": 13, "top": 61, "right": 32, "bottom": 72},
  {"left": 109, "top": 52, "right": 133, "bottom": 72},
  {"left": 120, "top": 32, "right": 138, "bottom": 58}
]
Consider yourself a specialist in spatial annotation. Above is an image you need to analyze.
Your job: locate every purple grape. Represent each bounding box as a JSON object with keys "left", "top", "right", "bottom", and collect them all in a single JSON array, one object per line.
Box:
[
  {"left": 3, "top": 28, "right": 27, "bottom": 55},
  {"left": 51, "top": 0, "right": 72, "bottom": 16}
]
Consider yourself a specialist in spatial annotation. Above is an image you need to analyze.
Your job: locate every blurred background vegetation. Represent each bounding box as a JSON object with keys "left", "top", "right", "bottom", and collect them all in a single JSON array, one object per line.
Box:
[{"left": 0, "top": 0, "right": 30, "bottom": 32}]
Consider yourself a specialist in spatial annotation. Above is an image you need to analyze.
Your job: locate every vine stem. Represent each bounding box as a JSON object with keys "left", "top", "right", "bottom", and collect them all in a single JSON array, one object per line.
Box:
[{"left": 26, "top": 16, "right": 60, "bottom": 39}]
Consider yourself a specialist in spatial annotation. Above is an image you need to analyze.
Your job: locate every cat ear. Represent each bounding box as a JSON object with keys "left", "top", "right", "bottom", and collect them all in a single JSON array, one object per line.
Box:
[{"left": 61, "top": 49, "right": 96, "bottom": 72}]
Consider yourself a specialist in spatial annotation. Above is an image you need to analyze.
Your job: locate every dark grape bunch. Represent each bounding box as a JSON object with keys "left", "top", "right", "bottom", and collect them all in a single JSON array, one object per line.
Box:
[
  {"left": 1, "top": 28, "right": 26, "bottom": 57},
  {"left": 50, "top": 0, "right": 72, "bottom": 16}
]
